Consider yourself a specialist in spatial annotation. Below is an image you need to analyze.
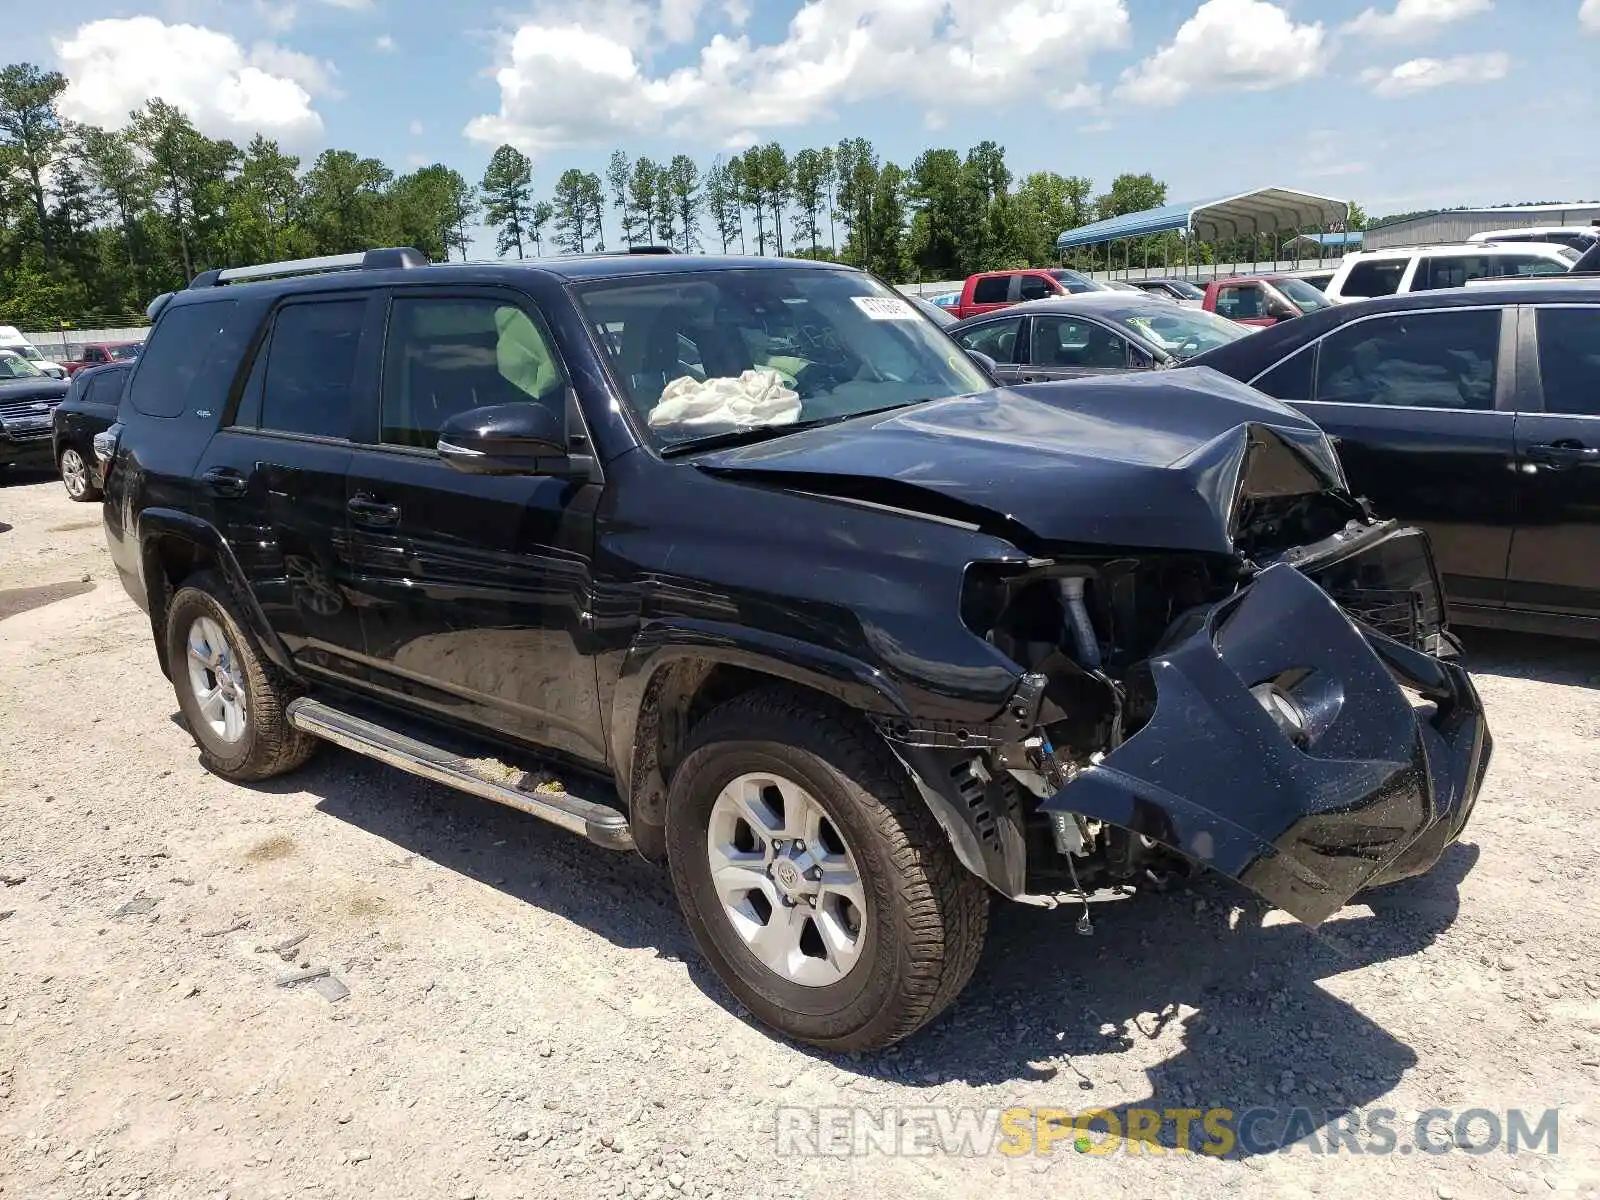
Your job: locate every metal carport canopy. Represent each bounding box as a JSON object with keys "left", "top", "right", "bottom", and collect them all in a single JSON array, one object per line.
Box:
[{"left": 1055, "top": 187, "right": 1351, "bottom": 250}]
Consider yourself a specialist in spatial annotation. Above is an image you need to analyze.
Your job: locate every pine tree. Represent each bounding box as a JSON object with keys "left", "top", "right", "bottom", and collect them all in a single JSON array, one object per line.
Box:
[{"left": 480, "top": 144, "right": 535, "bottom": 259}]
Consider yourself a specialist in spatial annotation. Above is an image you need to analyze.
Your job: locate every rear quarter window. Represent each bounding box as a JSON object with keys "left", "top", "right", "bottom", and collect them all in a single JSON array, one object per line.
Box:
[
  {"left": 126, "top": 300, "right": 252, "bottom": 419},
  {"left": 1339, "top": 259, "right": 1408, "bottom": 299},
  {"left": 972, "top": 276, "right": 1010, "bottom": 304}
]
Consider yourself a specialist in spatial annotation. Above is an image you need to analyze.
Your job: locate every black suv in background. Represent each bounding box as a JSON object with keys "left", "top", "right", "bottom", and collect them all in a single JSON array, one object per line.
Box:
[{"left": 99, "top": 247, "right": 1490, "bottom": 1050}]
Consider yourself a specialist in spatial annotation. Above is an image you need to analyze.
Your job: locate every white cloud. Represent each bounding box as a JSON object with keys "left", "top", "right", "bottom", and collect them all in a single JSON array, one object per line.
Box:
[
  {"left": 320, "top": 0, "right": 374, "bottom": 9},
  {"left": 1582, "top": 0, "right": 1600, "bottom": 32},
  {"left": 465, "top": 0, "right": 1131, "bottom": 152},
  {"left": 1345, "top": 0, "right": 1491, "bottom": 40},
  {"left": 409, "top": 119, "right": 424, "bottom": 136},
  {"left": 723, "top": 0, "right": 751, "bottom": 25},
  {"left": 1115, "top": 0, "right": 1326, "bottom": 106},
  {"left": 55, "top": 17, "right": 324, "bottom": 144},
  {"left": 1360, "top": 50, "right": 1509, "bottom": 95},
  {"left": 255, "top": 2, "right": 299, "bottom": 33},
  {"left": 1047, "top": 81, "right": 1101, "bottom": 109},
  {"left": 374, "top": 32, "right": 396, "bottom": 51},
  {"left": 659, "top": 0, "right": 705, "bottom": 41}
]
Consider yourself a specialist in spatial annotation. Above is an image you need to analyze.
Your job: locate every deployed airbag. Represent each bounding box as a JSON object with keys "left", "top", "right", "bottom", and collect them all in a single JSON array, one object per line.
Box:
[{"left": 648, "top": 368, "right": 801, "bottom": 432}]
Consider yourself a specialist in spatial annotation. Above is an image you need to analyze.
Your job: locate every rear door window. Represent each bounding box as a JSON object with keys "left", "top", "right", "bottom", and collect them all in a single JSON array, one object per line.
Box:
[
  {"left": 971, "top": 276, "right": 1010, "bottom": 304},
  {"left": 1534, "top": 307, "right": 1600, "bottom": 415},
  {"left": 258, "top": 300, "right": 367, "bottom": 439},
  {"left": 1416, "top": 257, "right": 1490, "bottom": 291},
  {"left": 1339, "top": 259, "right": 1408, "bottom": 299},
  {"left": 956, "top": 317, "right": 1024, "bottom": 363},
  {"left": 1499, "top": 254, "right": 1571, "bottom": 278},
  {"left": 1314, "top": 310, "right": 1501, "bottom": 409}
]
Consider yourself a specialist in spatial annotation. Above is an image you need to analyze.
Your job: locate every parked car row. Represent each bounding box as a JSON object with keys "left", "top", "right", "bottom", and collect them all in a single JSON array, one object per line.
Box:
[{"left": 0, "top": 348, "right": 69, "bottom": 472}]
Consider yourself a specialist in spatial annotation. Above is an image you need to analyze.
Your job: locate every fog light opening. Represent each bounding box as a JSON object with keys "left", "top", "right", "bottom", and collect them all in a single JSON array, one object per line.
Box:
[{"left": 1250, "top": 681, "right": 1310, "bottom": 747}]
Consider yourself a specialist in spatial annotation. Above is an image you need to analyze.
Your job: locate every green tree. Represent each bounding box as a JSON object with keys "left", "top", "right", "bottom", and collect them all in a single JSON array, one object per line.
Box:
[
  {"left": 665, "top": 155, "right": 702, "bottom": 253},
  {"left": 551, "top": 168, "right": 603, "bottom": 253},
  {"left": 129, "top": 100, "right": 240, "bottom": 279},
  {"left": 1095, "top": 172, "right": 1165, "bottom": 220},
  {"left": 78, "top": 125, "right": 153, "bottom": 276},
  {"left": 906, "top": 148, "right": 962, "bottom": 279},
  {"left": 734, "top": 149, "right": 768, "bottom": 254},
  {"left": 607, "top": 149, "right": 639, "bottom": 247},
  {"left": 480, "top": 143, "right": 535, "bottom": 259},
  {"left": 300, "top": 147, "right": 392, "bottom": 256},
  {"left": 629, "top": 157, "right": 660, "bottom": 244},
  {"left": 228, "top": 136, "right": 302, "bottom": 264},
  {"left": 864, "top": 162, "right": 907, "bottom": 280},
  {"left": 704, "top": 157, "right": 742, "bottom": 253},
  {"left": 652, "top": 169, "right": 676, "bottom": 250},
  {"left": 0, "top": 63, "right": 68, "bottom": 267},
  {"left": 754, "top": 142, "right": 790, "bottom": 257},
  {"left": 789, "top": 147, "right": 827, "bottom": 256},
  {"left": 530, "top": 199, "right": 553, "bottom": 256},
  {"left": 834, "top": 138, "right": 877, "bottom": 267}
]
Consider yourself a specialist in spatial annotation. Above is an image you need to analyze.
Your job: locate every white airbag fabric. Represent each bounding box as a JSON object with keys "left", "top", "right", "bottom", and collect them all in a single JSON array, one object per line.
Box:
[{"left": 648, "top": 368, "right": 801, "bottom": 431}]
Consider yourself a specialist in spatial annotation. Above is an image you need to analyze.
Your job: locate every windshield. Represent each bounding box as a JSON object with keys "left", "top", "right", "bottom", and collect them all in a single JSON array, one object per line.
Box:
[
  {"left": 0, "top": 350, "right": 44, "bottom": 379},
  {"left": 110, "top": 343, "right": 142, "bottom": 360},
  {"left": 1159, "top": 279, "right": 1205, "bottom": 300},
  {"left": 577, "top": 268, "right": 993, "bottom": 450},
  {"left": 1117, "top": 307, "right": 1250, "bottom": 360},
  {"left": 1275, "top": 277, "right": 1336, "bottom": 311},
  {"left": 1554, "top": 246, "right": 1582, "bottom": 264}
]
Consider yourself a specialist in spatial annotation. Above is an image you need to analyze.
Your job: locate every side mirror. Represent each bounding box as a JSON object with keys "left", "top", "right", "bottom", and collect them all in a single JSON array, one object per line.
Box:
[
  {"left": 966, "top": 350, "right": 999, "bottom": 379},
  {"left": 437, "top": 402, "right": 583, "bottom": 477},
  {"left": 1267, "top": 301, "right": 1298, "bottom": 321}
]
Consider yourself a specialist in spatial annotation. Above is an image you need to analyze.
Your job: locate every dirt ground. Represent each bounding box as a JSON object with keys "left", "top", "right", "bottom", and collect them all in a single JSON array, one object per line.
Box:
[{"left": 3, "top": 471, "right": 1600, "bottom": 1200}]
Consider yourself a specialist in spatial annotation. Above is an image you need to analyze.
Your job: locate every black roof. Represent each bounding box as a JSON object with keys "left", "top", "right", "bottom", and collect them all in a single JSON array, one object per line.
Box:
[{"left": 1189, "top": 278, "right": 1600, "bottom": 378}]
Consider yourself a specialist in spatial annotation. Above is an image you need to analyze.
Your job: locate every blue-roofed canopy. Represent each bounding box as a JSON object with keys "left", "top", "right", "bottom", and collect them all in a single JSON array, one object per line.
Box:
[{"left": 1056, "top": 188, "right": 1351, "bottom": 251}]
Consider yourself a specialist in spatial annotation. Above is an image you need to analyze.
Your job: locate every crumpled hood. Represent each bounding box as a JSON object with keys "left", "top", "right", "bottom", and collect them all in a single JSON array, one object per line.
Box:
[{"left": 694, "top": 366, "right": 1344, "bottom": 555}]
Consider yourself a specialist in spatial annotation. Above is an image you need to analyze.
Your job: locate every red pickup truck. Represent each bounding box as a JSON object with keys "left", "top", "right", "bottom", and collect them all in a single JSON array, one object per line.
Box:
[
  {"left": 952, "top": 268, "right": 1104, "bottom": 320},
  {"left": 62, "top": 341, "right": 143, "bottom": 377},
  {"left": 1200, "top": 274, "right": 1334, "bottom": 327}
]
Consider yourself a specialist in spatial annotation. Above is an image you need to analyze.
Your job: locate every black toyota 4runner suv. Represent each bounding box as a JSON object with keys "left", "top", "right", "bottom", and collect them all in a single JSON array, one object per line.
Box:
[{"left": 99, "top": 247, "right": 1491, "bottom": 1050}]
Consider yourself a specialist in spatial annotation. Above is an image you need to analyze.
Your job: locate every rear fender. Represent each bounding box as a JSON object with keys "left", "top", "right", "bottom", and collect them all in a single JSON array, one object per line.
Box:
[{"left": 137, "top": 508, "right": 295, "bottom": 679}]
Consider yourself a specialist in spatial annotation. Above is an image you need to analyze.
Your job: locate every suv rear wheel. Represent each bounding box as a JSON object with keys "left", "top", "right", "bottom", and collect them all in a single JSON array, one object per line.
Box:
[
  {"left": 165, "top": 573, "right": 317, "bottom": 782},
  {"left": 665, "top": 687, "right": 988, "bottom": 1051}
]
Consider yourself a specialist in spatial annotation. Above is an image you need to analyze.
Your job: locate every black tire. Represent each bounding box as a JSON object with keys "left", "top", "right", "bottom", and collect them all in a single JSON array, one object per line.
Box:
[
  {"left": 59, "top": 445, "right": 100, "bottom": 502},
  {"left": 666, "top": 687, "right": 988, "bottom": 1052},
  {"left": 165, "top": 572, "right": 317, "bottom": 782}
]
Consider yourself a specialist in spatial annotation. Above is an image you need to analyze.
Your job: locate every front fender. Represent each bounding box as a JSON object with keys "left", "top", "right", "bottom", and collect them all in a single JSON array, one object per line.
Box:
[
  {"left": 610, "top": 618, "right": 911, "bottom": 797},
  {"left": 137, "top": 508, "right": 295, "bottom": 678}
]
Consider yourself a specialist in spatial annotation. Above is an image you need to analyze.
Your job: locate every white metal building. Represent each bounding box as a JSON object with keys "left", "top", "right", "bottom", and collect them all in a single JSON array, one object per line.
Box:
[{"left": 1364, "top": 202, "right": 1600, "bottom": 249}]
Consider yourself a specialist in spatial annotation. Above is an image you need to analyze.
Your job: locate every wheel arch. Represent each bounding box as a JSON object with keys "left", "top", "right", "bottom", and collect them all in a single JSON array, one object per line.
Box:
[
  {"left": 611, "top": 623, "right": 911, "bottom": 862},
  {"left": 136, "top": 509, "right": 294, "bottom": 680}
]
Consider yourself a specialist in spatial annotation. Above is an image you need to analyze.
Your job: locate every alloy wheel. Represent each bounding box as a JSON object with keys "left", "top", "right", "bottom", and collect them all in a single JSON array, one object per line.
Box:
[
  {"left": 185, "top": 615, "right": 249, "bottom": 744},
  {"left": 705, "top": 772, "right": 868, "bottom": 987},
  {"left": 60, "top": 449, "right": 88, "bottom": 499}
]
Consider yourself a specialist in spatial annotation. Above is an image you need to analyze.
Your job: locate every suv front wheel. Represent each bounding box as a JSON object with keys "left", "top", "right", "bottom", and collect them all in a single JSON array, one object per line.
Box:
[
  {"left": 666, "top": 688, "right": 988, "bottom": 1051},
  {"left": 165, "top": 572, "right": 317, "bottom": 782}
]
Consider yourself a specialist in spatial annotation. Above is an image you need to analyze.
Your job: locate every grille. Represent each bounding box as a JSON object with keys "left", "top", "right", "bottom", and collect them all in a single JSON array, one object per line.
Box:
[
  {"left": 1332, "top": 585, "right": 1445, "bottom": 653},
  {"left": 0, "top": 396, "right": 59, "bottom": 420}
]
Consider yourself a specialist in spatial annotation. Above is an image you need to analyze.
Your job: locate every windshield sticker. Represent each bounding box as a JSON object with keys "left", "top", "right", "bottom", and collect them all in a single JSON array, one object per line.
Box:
[{"left": 851, "top": 296, "right": 918, "bottom": 321}]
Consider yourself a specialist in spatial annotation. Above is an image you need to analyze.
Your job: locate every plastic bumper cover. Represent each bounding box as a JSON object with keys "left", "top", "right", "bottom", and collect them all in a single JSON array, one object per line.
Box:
[{"left": 1041, "top": 562, "right": 1491, "bottom": 926}]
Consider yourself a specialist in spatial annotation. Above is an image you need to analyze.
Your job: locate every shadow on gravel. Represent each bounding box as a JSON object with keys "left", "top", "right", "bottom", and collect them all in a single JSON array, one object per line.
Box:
[
  {"left": 833, "top": 841, "right": 1480, "bottom": 1157},
  {"left": 0, "top": 579, "right": 94, "bottom": 621},
  {"left": 1461, "top": 628, "right": 1600, "bottom": 690},
  {"left": 249, "top": 730, "right": 1478, "bottom": 1158}
]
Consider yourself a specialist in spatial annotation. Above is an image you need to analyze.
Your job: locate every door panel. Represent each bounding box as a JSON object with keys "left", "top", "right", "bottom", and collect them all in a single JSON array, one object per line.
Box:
[
  {"left": 1507, "top": 305, "right": 1600, "bottom": 617},
  {"left": 189, "top": 294, "right": 376, "bottom": 680},
  {"left": 341, "top": 289, "right": 608, "bottom": 767},
  {"left": 193, "top": 432, "right": 364, "bottom": 674},
  {"left": 1300, "top": 307, "right": 1516, "bottom": 610}
]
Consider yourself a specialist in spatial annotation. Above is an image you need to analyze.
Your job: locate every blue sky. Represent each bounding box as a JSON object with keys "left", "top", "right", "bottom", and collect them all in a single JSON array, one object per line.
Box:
[{"left": 15, "top": 0, "right": 1600, "bottom": 253}]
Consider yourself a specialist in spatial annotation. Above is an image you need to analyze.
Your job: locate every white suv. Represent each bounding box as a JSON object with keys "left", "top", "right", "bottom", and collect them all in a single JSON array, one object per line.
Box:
[{"left": 1324, "top": 242, "right": 1578, "bottom": 303}]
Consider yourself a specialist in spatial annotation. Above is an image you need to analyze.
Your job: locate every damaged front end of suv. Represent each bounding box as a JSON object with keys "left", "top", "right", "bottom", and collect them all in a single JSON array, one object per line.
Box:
[{"left": 706, "top": 369, "right": 1491, "bottom": 927}]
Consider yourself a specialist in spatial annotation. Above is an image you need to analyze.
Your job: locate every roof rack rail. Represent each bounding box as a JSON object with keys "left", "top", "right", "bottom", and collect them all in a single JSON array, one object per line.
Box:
[{"left": 188, "top": 247, "right": 428, "bottom": 289}]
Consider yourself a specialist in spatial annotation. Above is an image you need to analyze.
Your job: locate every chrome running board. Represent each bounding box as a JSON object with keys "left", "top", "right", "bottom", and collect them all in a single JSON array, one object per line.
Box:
[{"left": 287, "top": 698, "right": 634, "bottom": 851}]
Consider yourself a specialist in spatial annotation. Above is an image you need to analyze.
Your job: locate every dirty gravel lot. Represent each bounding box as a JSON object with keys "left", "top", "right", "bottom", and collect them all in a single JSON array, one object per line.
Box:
[{"left": 3, "top": 473, "right": 1600, "bottom": 1200}]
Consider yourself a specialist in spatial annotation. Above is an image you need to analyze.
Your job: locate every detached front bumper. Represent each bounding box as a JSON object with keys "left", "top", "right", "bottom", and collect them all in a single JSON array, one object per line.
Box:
[{"left": 1042, "top": 562, "right": 1491, "bottom": 926}]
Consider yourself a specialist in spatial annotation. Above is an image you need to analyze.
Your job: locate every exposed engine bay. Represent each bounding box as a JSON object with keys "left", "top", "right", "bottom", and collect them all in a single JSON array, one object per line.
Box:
[{"left": 884, "top": 501, "right": 1467, "bottom": 921}]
